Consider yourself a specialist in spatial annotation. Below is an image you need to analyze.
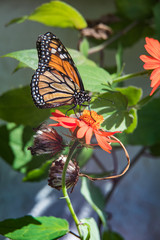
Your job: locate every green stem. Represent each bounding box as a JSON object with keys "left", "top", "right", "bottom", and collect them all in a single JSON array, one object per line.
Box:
[
  {"left": 62, "top": 140, "right": 82, "bottom": 237},
  {"left": 113, "top": 70, "right": 148, "bottom": 83}
]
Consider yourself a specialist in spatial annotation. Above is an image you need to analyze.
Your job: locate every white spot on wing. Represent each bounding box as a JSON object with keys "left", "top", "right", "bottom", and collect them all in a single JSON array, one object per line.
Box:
[
  {"left": 60, "top": 54, "right": 65, "bottom": 59},
  {"left": 51, "top": 48, "right": 57, "bottom": 54}
]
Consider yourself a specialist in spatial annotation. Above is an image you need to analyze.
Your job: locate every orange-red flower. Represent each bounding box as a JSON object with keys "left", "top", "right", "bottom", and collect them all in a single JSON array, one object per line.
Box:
[
  {"left": 50, "top": 110, "right": 120, "bottom": 153},
  {"left": 140, "top": 37, "right": 160, "bottom": 95}
]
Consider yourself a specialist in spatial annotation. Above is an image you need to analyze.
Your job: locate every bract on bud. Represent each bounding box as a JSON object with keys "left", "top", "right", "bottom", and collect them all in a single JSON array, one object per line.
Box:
[
  {"left": 28, "top": 124, "right": 64, "bottom": 155},
  {"left": 48, "top": 155, "right": 79, "bottom": 191}
]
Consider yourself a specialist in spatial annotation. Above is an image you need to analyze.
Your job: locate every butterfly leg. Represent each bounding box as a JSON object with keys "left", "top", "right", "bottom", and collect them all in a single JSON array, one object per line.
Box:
[{"left": 65, "top": 104, "right": 78, "bottom": 117}]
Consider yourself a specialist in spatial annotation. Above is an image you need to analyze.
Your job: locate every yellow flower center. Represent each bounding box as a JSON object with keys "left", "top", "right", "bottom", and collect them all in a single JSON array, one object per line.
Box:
[{"left": 80, "top": 110, "right": 104, "bottom": 130}]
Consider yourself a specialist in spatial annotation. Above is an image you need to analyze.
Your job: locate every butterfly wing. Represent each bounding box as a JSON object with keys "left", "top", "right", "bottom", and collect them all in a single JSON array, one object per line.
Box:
[{"left": 31, "top": 32, "right": 85, "bottom": 108}]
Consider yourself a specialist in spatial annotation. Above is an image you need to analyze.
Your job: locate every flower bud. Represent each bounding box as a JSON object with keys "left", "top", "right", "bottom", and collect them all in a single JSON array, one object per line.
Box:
[
  {"left": 48, "top": 155, "right": 79, "bottom": 191},
  {"left": 28, "top": 124, "right": 64, "bottom": 155}
]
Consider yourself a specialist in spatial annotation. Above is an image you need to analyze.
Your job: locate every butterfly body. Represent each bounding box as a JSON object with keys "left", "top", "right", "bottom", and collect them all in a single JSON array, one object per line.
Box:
[{"left": 31, "top": 32, "right": 90, "bottom": 109}]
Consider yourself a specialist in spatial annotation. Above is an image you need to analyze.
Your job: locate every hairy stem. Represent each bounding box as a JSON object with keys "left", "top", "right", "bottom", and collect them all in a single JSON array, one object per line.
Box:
[
  {"left": 62, "top": 140, "right": 81, "bottom": 237},
  {"left": 113, "top": 70, "right": 148, "bottom": 83}
]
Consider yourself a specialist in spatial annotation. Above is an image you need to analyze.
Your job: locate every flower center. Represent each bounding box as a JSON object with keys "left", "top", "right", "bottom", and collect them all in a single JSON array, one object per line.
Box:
[{"left": 80, "top": 110, "right": 104, "bottom": 130}]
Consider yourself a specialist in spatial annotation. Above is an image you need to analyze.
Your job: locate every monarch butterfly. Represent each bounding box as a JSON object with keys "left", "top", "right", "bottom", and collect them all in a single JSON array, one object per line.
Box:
[{"left": 31, "top": 32, "right": 90, "bottom": 110}]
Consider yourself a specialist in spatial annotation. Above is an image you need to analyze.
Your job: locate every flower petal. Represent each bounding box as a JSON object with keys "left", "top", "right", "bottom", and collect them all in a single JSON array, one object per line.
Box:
[
  {"left": 51, "top": 110, "right": 65, "bottom": 117},
  {"left": 77, "top": 125, "right": 89, "bottom": 139},
  {"left": 150, "top": 81, "right": 160, "bottom": 95},
  {"left": 98, "top": 130, "right": 120, "bottom": 137},
  {"left": 77, "top": 120, "right": 87, "bottom": 128},
  {"left": 50, "top": 122, "right": 76, "bottom": 129},
  {"left": 140, "top": 55, "right": 160, "bottom": 69},
  {"left": 145, "top": 37, "right": 160, "bottom": 60},
  {"left": 49, "top": 123, "right": 62, "bottom": 127},
  {"left": 150, "top": 67, "right": 160, "bottom": 87},
  {"left": 95, "top": 132, "right": 112, "bottom": 153},
  {"left": 50, "top": 116, "right": 77, "bottom": 123},
  {"left": 60, "top": 121, "right": 77, "bottom": 128},
  {"left": 85, "top": 127, "right": 93, "bottom": 144}
]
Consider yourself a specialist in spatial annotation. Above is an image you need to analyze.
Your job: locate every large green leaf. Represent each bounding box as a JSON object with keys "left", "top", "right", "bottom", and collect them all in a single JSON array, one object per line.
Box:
[
  {"left": 23, "top": 160, "right": 52, "bottom": 182},
  {"left": 81, "top": 178, "right": 107, "bottom": 227},
  {"left": 80, "top": 38, "right": 90, "bottom": 57},
  {"left": 0, "top": 86, "right": 50, "bottom": 126},
  {"left": 0, "top": 123, "right": 50, "bottom": 174},
  {"left": 91, "top": 92, "right": 133, "bottom": 131},
  {"left": 3, "top": 49, "right": 37, "bottom": 70},
  {"left": 115, "top": 0, "right": 156, "bottom": 20},
  {"left": 115, "top": 43, "right": 123, "bottom": 76},
  {"left": 3, "top": 49, "right": 96, "bottom": 71},
  {"left": 7, "top": 1, "right": 87, "bottom": 29},
  {"left": 76, "top": 147, "right": 93, "bottom": 168},
  {"left": 3, "top": 48, "right": 111, "bottom": 93},
  {"left": 0, "top": 216, "right": 69, "bottom": 240},
  {"left": 113, "top": 87, "right": 141, "bottom": 133},
  {"left": 28, "top": 1, "right": 87, "bottom": 29},
  {"left": 116, "top": 86, "right": 142, "bottom": 106},
  {"left": 0, "top": 124, "right": 32, "bottom": 171},
  {"left": 127, "top": 98, "right": 160, "bottom": 146},
  {"left": 69, "top": 49, "right": 96, "bottom": 67},
  {"left": 79, "top": 218, "right": 101, "bottom": 240},
  {"left": 125, "top": 108, "right": 137, "bottom": 133},
  {"left": 78, "top": 65, "right": 112, "bottom": 92}
]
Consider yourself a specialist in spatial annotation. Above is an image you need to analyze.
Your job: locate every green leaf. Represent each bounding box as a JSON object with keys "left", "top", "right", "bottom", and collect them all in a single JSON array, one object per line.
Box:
[
  {"left": 115, "top": 0, "right": 156, "bottom": 20},
  {"left": 0, "top": 216, "right": 69, "bottom": 240},
  {"left": 0, "top": 86, "right": 50, "bottom": 126},
  {"left": 0, "top": 123, "right": 51, "bottom": 174},
  {"left": 103, "top": 230, "right": 124, "bottom": 240},
  {"left": 2, "top": 49, "right": 38, "bottom": 70},
  {"left": 127, "top": 98, "right": 160, "bottom": 146},
  {"left": 78, "top": 65, "right": 112, "bottom": 92},
  {"left": 76, "top": 147, "right": 93, "bottom": 168},
  {"left": 13, "top": 62, "right": 29, "bottom": 73},
  {"left": 125, "top": 108, "right": 137, "bottom": 133},
  {"left": 80, "top": 218, "right": 101, "bottom": 240},
  {"left": 115, "top": 43, "right": 123, "bottom": 76},
  {"left": 23, "top": 160, "right": 52, "bottom": 182},
  {"left": 116, "top": 86, "right": 142, "bottom": 106},
  {"left": 69, "top": 49, "right": 96, "bottom": 67},
  {"left": 28, "top": 1, "right": 87, "bottom": 29},
  {"left": 0, "top": 124, "right": 33, "bottom": 171},
  {"left": 3, "top": 48, "right": 111, "bottom": 93},
  {"left": 6, "top": 16, "right": 28, "bottom": 26},
  {"left": 80, "top": 38, "right": 90, "bottom": 57},
  {"left": 6, "top": 1, "right": 87, "bottom": 29},
  {"left": 81, "top": 178, "right": 107, "bottom": 227},
  {"left": 2, "top": 48, "right": 96, "bottom": 71},
  {"left": 91, "top": 92, "right": 133, "bottom": 131}
]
